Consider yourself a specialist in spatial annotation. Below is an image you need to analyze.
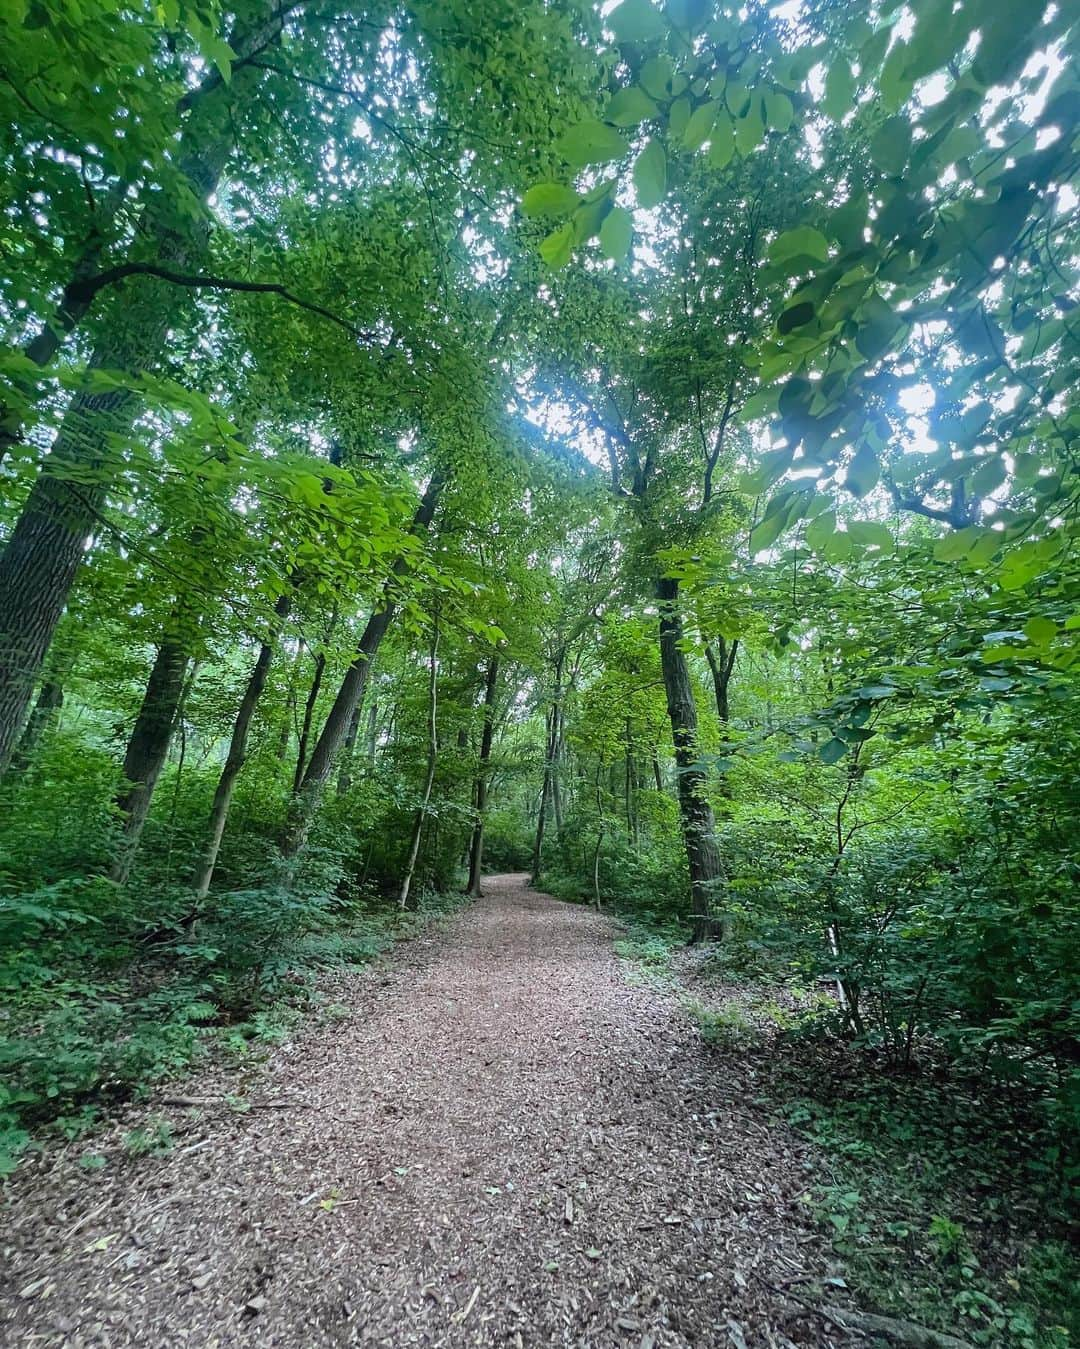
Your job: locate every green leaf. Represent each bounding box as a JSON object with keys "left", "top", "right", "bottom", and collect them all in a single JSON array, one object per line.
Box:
[
  {"left": 1023, "top": 616, "right": 1056, "bottom": 646},
  {"left": 870, "top": 116, "right": 912, "bottom": 176},
  {"left": 750, "top": 508, "right": 790, "bottom": 553},
  {"left": 847, "top": 520, "right": 893, "bottom": 552},
  {"left": 669, "top": 96, "right": 691, "bottom": 139},
  {"left": 665, "top": 0, "right": 710, "bottom": 33},
  {"left": 769, "top": 225, "right": 829, "bottom": 265},
  {"left": 539, "top": 223, "right": 575, "bottom": 269},
  {"left": 683, "top": 99, "right": 719, "bottom": 151},
  {"left": 606, "top": 86, "right": 658, "bottom": 127},
  {"left": 521, "top": 183, "right": 579, "bottom": 218},
  {"left": 778, "top": 301, "right": 815, "bottom": 334},
  {"left": 608, "top": 0, "right": 668, "bottom": 42},
  {"left": 764, "top": 89, "right": 794, "bottom": 133},
  {"left": 819, "top": 737, "right": 849, "bottom": 764},
  {"left": 555, "top": 120, "right": 627, "bottom": 168},
  {"left": 707, "top": 113, "right": 734, "bottom": 168},
  {"left": 633, "top": 139, "right": 667, "bottom": 209},
  {"left": 823, "top": 60, "right": 855, "bottom": 120},
  {"left": 805, "top": 511, "right": 836, "bottom": 552},
  {"left": 599, "top": 206, "right": 633, "bottom": 262},
  {"left": 640, "top": 54, "right": 675, "bottom": 100},
  {"left": 844, "top": 442, "right": 880, "bottom": 498},
  {"left": 734, "top": 103, "right": 764, "bottom": 154}
]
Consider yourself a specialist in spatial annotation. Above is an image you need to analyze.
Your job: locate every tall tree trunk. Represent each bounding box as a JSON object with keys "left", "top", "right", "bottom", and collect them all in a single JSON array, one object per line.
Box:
[
  {"left": 335, "top": 702, "right": 362, "bottom": 796},
  {"left": 399, "top": 620, "right": 440, "bottom": 909},
  {"left": 292, "top": 649, "right": 326, "bottom": 793},
  {"left": 466, "top": 654, "right": 500, "bottom": 896},
  {"left": 275, "top": 644, "right": 303, "bottom": 761},
  {"left": 5, "top": 632, "right": 78, "bottom": 775},
  {"left": 531, "top": 707, "right": 555, "bottom": 885},
  {"left": 110, "top": 638, "right": 191, "bottom": 883},
  {"left": 657, "top": 577, "right": 725, "bottom": 941},
  {"left": 192, "top": 593, "right": 290, "bottom": 899},
  {"left": 531, "top": 656, "right": 564, "bottom": 882},
  {"left": 704, "top": 637, "right": 738, "bottom": 724},
  {"left": 551, "top": 704, "right": 565, "bottom": 834},
  {"left": 705, "top": 636, "right": 738, "bottom": 805},
  {"left": 281, "top": 471, "right": 445, "bottom": 859},
  {"left": 0, "top": 11, "right": 287, "bottom": 770}
]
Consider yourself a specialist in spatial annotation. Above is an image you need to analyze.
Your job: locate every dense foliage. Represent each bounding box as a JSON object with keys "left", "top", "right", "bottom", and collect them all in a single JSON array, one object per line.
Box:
[{"left": 1, "top": 0, "right": 1077, "bottom": 1339}]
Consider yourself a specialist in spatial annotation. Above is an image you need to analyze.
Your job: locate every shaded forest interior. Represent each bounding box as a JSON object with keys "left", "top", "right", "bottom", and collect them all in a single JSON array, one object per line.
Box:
[{"left": 0, "top": 0, "right": 1078, "bottom": 1344}]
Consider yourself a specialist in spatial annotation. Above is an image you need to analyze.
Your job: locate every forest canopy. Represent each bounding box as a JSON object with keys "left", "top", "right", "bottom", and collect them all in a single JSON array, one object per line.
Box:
[{"left": 0, "top": 1, "right": 1077, "bottom": 1324}]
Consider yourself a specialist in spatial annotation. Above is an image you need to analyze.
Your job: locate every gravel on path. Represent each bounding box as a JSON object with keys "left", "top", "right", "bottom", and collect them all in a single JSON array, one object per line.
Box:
[{"left": 2, "top": 874, "right": 852, "bottom": 1347}]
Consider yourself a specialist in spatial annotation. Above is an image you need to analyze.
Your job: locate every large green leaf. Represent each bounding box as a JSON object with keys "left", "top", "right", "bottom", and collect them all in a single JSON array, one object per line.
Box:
[
  {"left": 769, "top": 225, "right": 829, "bottom": 266},
  {"left": 845, "top": 442, "right": 880, "bottom": 498},
  {"left": 606, "top": 86, "right": 658, "bottom": 127},
  {"left": 555, "top": 120, "right": 628, "bottom": 168},
  {"left": 607, "top": 0, "right": 667, "bottom": 42},
  {"left": 633, "top": 139, "right": 667, "bottom": 209},
  {"left": 521, "top": 183, "right": 579, "bottom": 218},
  {"left": 539, "top": 223, "right": 575, "bottom": 269},
  {"left": 599, "top": 206, "right": 633, "bottom": 262}
]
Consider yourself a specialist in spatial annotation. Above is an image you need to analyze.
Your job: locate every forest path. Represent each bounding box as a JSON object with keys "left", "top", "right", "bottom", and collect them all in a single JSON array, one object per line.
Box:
[{"left": 3, "top": 875, "right": 847, "bottom": 1348}]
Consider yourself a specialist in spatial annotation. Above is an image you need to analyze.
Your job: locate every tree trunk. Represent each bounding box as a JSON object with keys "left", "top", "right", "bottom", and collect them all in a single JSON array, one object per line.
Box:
[
  {"left": 551, "top": 705, "right": 565, "bottom": 834},
  {"left": 531, "top": 707, "right": 554, "bottom": 885},
  {"left": 192, "top": 593, "right": 290, "bottom": 899},
  {"left": 335, "top": 702, "right": 362, "bottom": 796},
  {"left": 0, "top": 13, "right": 286, "bottom": 770},
  {"left": 280, "top": 471, "right": 445, "bottom": 858},
  {"left": 466, "top": 654, "right": 500, "bottom": 896},
  {"left": 110, "top": 638, "right": 191, "bottom": 883},
  {"left": 657, "top": 577, "right": 725, "bottom": 941},
  {"left": 704, "top": 637, "right": 738, "bottom": 724},
  {"left": 292, "top": 649, "right": 327, "bottom": 793},
  {"left": 531, "top": 656, "right": 564, "bottom": 883},
  {"left": 705, "top": 636, "right": 738, "bottom": 805},
  {"left": 399, "top": 621, "right": 440, "bottom": 909},
  {"left": 5, "top": 631, "right": 78, "bottom": 775}
]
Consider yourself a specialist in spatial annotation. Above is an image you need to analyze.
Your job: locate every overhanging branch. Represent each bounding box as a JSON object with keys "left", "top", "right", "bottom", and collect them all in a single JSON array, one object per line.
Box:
[{"left": 69, "top": 263, "right": 373, "bottom": 342}]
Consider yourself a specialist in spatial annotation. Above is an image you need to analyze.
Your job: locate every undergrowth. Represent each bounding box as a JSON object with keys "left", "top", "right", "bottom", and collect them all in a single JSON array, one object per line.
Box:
[
  {"left": 0, "top": 877, "right": 469, "bottom": 1177},
  {"left": 613, "top": 912, "right": 1079, "bottom": 1349}
]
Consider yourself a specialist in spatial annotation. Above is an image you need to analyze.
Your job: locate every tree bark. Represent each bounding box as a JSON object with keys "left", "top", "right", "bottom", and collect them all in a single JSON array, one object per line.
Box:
[
  {"left": 704, "top": 636, "right": 738, "bottom": 724},
  {"left": 292, "top": 648, "right": 327, "bottom": 793},
  {"left": 530, "top": 655, "right": 563, "bottom": 883},
  {"left": 192, "top": 592, "right": 290, "bottom": 899},
  {"left": 531, "top": 707, "right": 554, "bottom": 885},
  {"left": 280, "top": 471, "right": 445, "bottom": 858},
  {"left": 705, "top": 636, "right": 738, "bottom": 806},
  {"left": 5, "top": 631, "right": 78, "bottom": 775},
  {"left": 110, "top": 638, "right": 191, "bottom": 883},
  {"left": 657, "top": 577, "right": 725, "bottom": 941},
  {"left": 398, "top": 620, "right": 440, "bottom": 909},
  {"left": 466, "top": 654, "right": 500, "bottom": 896},
  {"left": 0, "top": 12, "right": 287, "bottom": 771}
]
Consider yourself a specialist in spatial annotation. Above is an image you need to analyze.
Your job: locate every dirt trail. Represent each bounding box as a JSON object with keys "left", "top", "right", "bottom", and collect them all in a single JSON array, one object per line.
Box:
[{"left": 2, "top": 875, "right": 848, "bottom": 1347}]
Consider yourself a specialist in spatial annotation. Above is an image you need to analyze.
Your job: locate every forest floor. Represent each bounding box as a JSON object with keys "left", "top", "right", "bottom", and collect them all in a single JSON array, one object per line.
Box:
[{"left": 4, "top": 875, "right": 893, "bottom": 1347}]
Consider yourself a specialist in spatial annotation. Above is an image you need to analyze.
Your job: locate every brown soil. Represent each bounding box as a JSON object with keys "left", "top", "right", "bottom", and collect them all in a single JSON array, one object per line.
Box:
[{"left": 1, "top": 875, "right": 853, "bottom": 1347}]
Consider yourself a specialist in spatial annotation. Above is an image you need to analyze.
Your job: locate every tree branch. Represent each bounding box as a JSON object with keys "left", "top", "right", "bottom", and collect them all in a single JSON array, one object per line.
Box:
[{"left": 69, "top": 263, "right": 373, "bottom": 342}]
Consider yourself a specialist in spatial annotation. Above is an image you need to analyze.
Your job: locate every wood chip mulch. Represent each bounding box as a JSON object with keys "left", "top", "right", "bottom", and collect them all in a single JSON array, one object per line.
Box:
[{"left": 1, "top": 874, "right": 859, "bottom": 1347}]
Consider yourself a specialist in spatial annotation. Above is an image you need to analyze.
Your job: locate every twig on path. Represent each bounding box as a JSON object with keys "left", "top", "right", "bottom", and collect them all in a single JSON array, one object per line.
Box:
[
  {"left": 820, "top": 1305, "right": 976, "bottom": 1349},
  {"left": 452, "top": 1285, "right": 480, "bottom": 1325},
  {"left": 64, "top": 1199, "right": 112, "bottom": 1241},
  {"left": 755, "top": 1273, "right": 976, "bottom": 1349},
  {"left": 160, "top": 1095, "right": 308, "bottom": 1110}
]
